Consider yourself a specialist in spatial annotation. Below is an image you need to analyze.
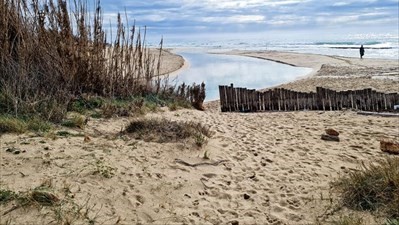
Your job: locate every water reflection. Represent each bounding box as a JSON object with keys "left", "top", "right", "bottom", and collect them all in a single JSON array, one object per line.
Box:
[{"left": 174, "top": 51, "right": 313, "bottom": 101}]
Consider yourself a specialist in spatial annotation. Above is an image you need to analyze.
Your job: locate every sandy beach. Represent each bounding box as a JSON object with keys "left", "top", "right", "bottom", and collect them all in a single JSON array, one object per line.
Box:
[
  {"left": 227, "top": 50, "right": 399, "bottom": 93},
  {"left": 1, "top": 50, "right": 398, "bottom": 225}
]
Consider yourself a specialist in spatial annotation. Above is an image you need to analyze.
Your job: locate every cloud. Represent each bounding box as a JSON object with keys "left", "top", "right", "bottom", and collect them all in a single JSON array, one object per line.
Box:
[
  {"left": 99, "top": 0, "right": 399, "bottom": 36},
  {"left": 201, "top": 15, "right": 266, "bottom": 24}
]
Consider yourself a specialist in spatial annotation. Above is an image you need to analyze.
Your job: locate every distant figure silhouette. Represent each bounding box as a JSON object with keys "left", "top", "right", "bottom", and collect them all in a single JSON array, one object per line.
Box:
[{"left": 360, "top": 45, "right": 365, "bottom": 59}]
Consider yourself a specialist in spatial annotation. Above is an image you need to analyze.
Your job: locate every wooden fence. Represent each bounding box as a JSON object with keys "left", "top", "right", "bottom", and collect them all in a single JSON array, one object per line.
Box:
[{"left": 219, "top": 84, "right": 399, "bottom": 112}]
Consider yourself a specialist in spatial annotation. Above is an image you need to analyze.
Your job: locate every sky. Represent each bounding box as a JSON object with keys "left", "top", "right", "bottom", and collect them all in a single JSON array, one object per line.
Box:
[{"left": 99, "top": 0, "right": 399, "bottom": 41}]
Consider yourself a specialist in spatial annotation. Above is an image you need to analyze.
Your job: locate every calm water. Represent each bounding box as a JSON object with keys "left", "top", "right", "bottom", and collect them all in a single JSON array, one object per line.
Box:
[{"left": 173, "top": 51, "right": 313, "bottom": 101}]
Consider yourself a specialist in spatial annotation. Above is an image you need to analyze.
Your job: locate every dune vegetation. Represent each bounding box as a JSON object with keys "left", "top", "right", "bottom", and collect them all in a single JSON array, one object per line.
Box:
[{"left": 0, "top": 0, "right": 205, "bottom": 131}]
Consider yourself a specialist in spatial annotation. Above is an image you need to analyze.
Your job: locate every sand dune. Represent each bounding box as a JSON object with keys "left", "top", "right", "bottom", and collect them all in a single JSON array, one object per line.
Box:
[{"left": 1, "top": 50, "right": 398, "bottom": 225}]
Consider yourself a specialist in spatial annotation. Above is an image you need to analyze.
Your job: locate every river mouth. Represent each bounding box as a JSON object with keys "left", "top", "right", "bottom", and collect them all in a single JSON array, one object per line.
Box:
[{"left": 172, "top": 50, "right": 313, "bottom": 101}]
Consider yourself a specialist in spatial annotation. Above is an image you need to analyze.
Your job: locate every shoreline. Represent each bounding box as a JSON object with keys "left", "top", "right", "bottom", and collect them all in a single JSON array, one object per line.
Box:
[
  {"left": 168, "top": 54, "right": 190, "bottom": 77},
  {"left": 151, "top": 48, "right": 187, "bottom": 76},
  {"left": 167, "top": 49, "right": 398, "bottom": 104},
  {"left": 170, "top": 49, "right": 398, "bottom": 92},
  {"left": 216, "top": 50, "right": 399, "bottom": 94}
]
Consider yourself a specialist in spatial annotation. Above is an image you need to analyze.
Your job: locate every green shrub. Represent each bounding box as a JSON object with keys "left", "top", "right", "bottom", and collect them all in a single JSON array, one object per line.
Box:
[
  {"left": 331, "top": 215, "right": 364, "bottom": 225},
  {"left": 26, "top": 117, "right": 52, "bottom": 132},
  {"left": 333, "top": 158, "right": 399, "bottom": 219},
  {"left": 93, "top": 160, "right": 116, "bottom": 178},
  {"left": 168, "top": 102, "right": 179, "bottom": 111},
  {"left": 61, "top": 115, "right": 87, "bottom": 129},
  {"left": 0, "top": 115, "right": 27, "bottom": 134},
  {"left": 56, "top": 131, "right": 71, "bottom": 137},
  {"left": 68, "top": 97, "right": 104, "bottom": 113},
  {"left": 194, "top": 133, "right": 207, "bottom": 147},
  {"left": 0, "top": 189, "right": 17, "bottom": 204},
  {"left": 385, "top": 219, "right": 399, "bottom": 225}
]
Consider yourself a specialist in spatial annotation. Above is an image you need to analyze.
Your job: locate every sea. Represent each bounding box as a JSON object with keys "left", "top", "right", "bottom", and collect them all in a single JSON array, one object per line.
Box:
[{"left": 153, "top": 32, "right": 399, "bottom": 60}]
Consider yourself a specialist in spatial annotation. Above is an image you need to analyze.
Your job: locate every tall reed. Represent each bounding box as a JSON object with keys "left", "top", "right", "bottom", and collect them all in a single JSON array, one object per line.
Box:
[{"left": 0, "top": 0, "right": 165, "bottom": 121}]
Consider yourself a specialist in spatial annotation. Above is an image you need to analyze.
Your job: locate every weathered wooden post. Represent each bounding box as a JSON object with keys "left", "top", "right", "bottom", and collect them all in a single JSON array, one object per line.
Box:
[
  {"left": 271, "top": 89, "right": 276, "bottom": 111},
  {"left": 364, "top": 88, "right": 371, "bottom": 111},
  {"left": 337, "top": 91, "right": 342, "bottom": 110},
  {"left": 260, "top": 92, "right": 264, "bottom": 111},
  {"left": 226, "top": 84, "right": 232, "bottom": 112},
  {"left": 249, "top": 89, "right": 254, "bottom": 111},
  {"left": 290, "top": 89, "right": 294, "bottom": 111},
  {"left": 218, "top": 85, "right": 224, "bottom": 112},
  {"left": 267, "top": 90, "right": 272, "bottom": 111},
  {"left": 239, "top": 88, "right": 242, "bottom": 112},
  {"left": 316, "top": 87, "right": 324, "bottom": 111},
  {"left": 236, "top": 87, "right": 240, "bottom": 111},
  {"left": 242, "top": 88, "right": 247, "bottom": 111},
  {"left": 230, "top": 84, "right": 235, "bottom": 112},
  {"left": 276, "top": 88, "right": 281, "bottom": 111},
  {"left": 371, "top": 90, "right": 377, "bottom": 111}
]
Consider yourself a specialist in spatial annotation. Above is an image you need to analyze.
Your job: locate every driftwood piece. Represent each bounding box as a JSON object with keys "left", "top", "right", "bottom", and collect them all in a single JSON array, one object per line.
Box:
[
  {"left": 380, "top": 140, "right": 399, "bottom": 155},
  {"left": 174, "top": 159, "right": 229, "bottom": 167},
  {"left": 321, "top": 134, "right": 340, "bottom": 142},
  {"left": 325, "top": 129, "right": 339, "bottom": 137}
]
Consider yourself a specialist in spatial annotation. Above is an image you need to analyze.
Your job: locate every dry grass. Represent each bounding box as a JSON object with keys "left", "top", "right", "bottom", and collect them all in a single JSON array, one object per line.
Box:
[
  {"left": 0, "top": 0, "right": 167, "bottom": 122},
  {"left": 333, "top": 158, "right": 399, "bottom": 220},
  {"left": 124, "top": 118, "right": 212, "bottom": 144}
]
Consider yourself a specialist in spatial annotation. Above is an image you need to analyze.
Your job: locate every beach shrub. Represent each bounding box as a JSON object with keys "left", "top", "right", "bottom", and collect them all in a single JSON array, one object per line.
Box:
[
  {"left": 386, "top": 219, "right": 399, "bottom": 225},
  {"left": 68, "top": 96, "right": 105, "bottom": 114},
  {"left": 190, "top": 82, "right": 206, "bottom": 110},
  {"left": 194, "top": 133, "right": 207, "bottom": 147},
  {"left": 56, "top": 131, "right": 72, "bottom": 137},
  {"left": 124, "top": 118, "right": 212, "bottom": 144},
  {"left": 100, "top": 98, "right": 143, "bottom": 118},
  {"left": 25, "top": 116, "right": 52, "bottom": 132},
  {"left": 61, "top": 114, "right": 87, "bottom": 129},
  {"left": 0, "top": 115, "right": 27, "bottom": 134},
  {"left": 93, "top": 160, "right": 116, "bottom": 178},
  {"left": 333, "top": 158, "right": 399, "bottom": 219},
  {"left": 0, "top": 189, "right": 17, "bottom": 204},
  {"left": 331, "top": 215, "right": 364, "bottom": 225},
  {"left": 168, "top": 102, "right": 179, "bottom": 111},
  {"left": 0, "top": 115, "right": 51, "bottom": 134}
]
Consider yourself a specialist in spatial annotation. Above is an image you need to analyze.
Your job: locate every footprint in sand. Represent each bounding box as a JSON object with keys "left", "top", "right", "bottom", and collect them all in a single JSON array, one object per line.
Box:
[
  {"left": 286, "top": 198, "right": 301, "bottom": 210},
  {"left": 265, "top": 213, "right": 286, "bottom": 225},
  {"left": 233, "top": 152, "right": 249, "bottom": 161},
  {"left": 135, "top": 195, "right": 145, "bottom": 206},
  {"left": 261, "top": 194, "right": 271, "bottom": 207}
]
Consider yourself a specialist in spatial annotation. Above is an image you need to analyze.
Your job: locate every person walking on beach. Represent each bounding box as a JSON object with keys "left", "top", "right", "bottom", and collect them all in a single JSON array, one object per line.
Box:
[{"left": 360, "top": 45, "right": 365, "bottom": 59}]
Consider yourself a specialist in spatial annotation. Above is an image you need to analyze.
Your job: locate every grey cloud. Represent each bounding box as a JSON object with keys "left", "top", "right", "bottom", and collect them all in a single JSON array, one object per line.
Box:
[{"left": 99, "top": 0, "right": 398, "bottom": 35}]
